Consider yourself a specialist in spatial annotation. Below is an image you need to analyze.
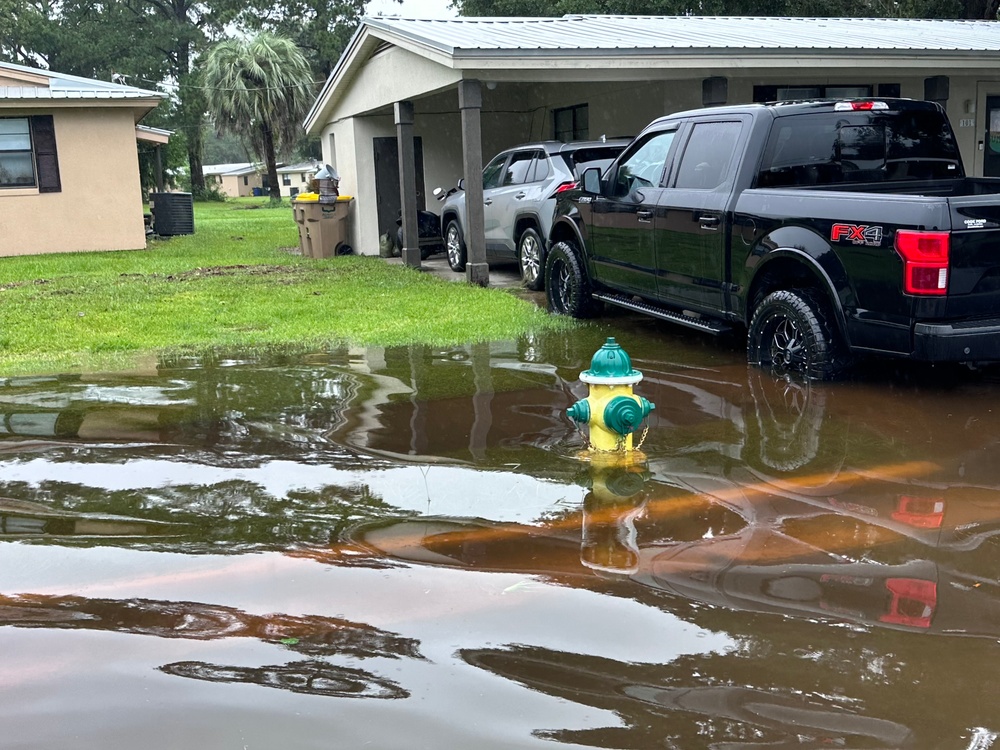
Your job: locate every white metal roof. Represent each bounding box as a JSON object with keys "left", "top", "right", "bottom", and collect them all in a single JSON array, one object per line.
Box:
[
  {"left": 364, "top": 15, "right": 1000, "bottom": 54},
  {"left": 0, "top": 60, "right": 164, "bottom": 101},
  {"left": 203, "top": 163, "right": 259, "bottom": 177}
]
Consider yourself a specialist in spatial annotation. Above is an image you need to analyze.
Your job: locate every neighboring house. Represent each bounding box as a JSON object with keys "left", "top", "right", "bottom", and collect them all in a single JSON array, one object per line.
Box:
[
  {"left": 277, "top": 160, "right": 320, "bottom": 198},
  {"left": 0, "top": 61, "right": 164, "bottom": 256},
  {"left": 202, "top": 162, "right": 266, "bottom": 197},
  {"left": 304, "top": 15, "right": 1000, "bottom": 256}
]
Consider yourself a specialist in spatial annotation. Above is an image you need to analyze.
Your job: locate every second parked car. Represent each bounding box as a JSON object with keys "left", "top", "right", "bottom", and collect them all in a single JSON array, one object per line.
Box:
[{"left": 440, "top": 138, "right": 629, "bottom": 290}]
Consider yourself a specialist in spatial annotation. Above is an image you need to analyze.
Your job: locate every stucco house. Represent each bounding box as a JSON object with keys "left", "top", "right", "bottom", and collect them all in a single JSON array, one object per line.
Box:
[
  {"left": 304, "top": 15, "right": 1000, "bottom": 262},
  {"left": 203, "top": 162, "right": 266, "bottom": 197},
  {"left": 277, "top": 160, "right": 320, "bottom": 198},
  {"left": 0, "top": 61, "right": 164, "bottom": 256}
]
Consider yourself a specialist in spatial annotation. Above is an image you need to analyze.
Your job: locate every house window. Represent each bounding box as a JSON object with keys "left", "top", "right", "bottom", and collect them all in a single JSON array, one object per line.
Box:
[
  {"left": 553, "top": 104, "right": 588, "bottom": 142},
  {"left": 0, "top": 118, "right": 35, "bottom": 188},
  {"left": 753, "top": 84, "right": 874, "bottom": 103},
  {"left": 243, "top": 175, "right": 249, "bottom": 186},
  {"left": 282, "top": 174, "right": 291, "bottom": 186},
  {"left": 0, "top": 115, "right": 60, "bottom": 192}
]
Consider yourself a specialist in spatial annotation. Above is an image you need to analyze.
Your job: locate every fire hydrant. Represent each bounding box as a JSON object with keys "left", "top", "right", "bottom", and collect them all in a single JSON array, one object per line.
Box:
[{"left": 567, "top": 337, "right": 655, "bottom": 453}]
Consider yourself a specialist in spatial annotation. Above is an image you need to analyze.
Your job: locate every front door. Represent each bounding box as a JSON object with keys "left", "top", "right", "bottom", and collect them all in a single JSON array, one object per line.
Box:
[
  {"left": 373, "top": 136, "right": 425, "bottom": 243},
  {"left": 588, "top": 129, "right": 679, "bottom": 298},
  {"left": 985, "top": 95, "right": 1000, "bottom": 177}
]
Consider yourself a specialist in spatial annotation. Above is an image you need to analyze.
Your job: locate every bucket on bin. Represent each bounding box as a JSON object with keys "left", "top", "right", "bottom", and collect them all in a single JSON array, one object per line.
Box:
[{"left": 315, "top": 164, "right": 340, "bottom": 204}]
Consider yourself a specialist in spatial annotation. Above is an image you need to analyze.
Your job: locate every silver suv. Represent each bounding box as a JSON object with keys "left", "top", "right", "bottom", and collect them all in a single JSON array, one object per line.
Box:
[{"left": 440, "top": 139, "right": 629, "bottom": 290}]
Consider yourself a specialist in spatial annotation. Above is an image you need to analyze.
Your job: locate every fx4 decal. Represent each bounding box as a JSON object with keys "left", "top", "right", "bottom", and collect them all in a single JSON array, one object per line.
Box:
[{"left": 831, "top": 223, "right": 884, "bottom": 247}]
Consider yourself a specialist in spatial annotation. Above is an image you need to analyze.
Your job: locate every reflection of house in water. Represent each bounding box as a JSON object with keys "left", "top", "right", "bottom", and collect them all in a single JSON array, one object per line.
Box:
[
  {"left": 331, "top": 342, "right": 575, "bottom": 464},
  {"left": 0, "top": 497, "right": 179, "bottom": 538}
]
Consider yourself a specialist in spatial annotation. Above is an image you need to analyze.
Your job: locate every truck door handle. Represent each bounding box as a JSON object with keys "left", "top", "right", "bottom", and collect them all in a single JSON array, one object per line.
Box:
[
  {"left": 514, "top": 192, "right": 526, "bottom": 200},
  {"left": 484, "top": 199, "right": 493, "bottom": 206},
  {"left": 699, "top": 215, "right": 720, "bottom": 229},
  {"left": 637, "top": 210, "right": 653, "bottom": 223}
]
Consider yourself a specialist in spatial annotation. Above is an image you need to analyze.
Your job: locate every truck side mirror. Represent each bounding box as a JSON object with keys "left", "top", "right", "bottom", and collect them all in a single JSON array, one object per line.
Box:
[
  {"left": 457, "top": 178, "right": 465, "bottom": 191},
  {"left": 581, "top": 167, "right": 601, "bottom": 195}
]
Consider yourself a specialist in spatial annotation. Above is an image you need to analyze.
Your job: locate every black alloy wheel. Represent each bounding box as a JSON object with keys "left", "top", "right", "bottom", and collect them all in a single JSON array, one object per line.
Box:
[
  {"left": 544, "top": 241, "right": 601, "bottom": 318},
  {"left": 747, "top": 289, "right": 845, "bottom": 381}
]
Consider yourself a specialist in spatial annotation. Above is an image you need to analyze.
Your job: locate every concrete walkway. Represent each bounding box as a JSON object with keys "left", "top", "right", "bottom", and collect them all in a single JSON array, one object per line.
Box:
[{"left": 385, "top": 253, "right": 526, "bottom": 290}]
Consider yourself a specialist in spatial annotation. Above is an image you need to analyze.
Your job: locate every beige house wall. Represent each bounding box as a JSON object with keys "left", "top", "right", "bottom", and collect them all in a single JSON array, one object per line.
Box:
[
  {"left": 219, "top": 171, "right": 261, "bottom": 198},
  {"left": 279, "top": 170, "right": 313, "bottom": 198},
  {"left": 0, "top": 107, "right": 147, "bottom": 256}
]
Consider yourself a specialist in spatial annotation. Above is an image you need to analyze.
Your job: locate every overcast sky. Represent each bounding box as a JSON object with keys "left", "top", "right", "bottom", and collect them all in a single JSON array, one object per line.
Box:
[{"left": 365, "top": 0, "right": 459, "bottom": 18}]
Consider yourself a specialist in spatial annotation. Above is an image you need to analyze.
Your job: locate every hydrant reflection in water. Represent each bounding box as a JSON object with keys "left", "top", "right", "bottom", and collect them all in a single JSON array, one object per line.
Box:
[{"left": 568, "top": 337, "right": 655, "bottom": 455}]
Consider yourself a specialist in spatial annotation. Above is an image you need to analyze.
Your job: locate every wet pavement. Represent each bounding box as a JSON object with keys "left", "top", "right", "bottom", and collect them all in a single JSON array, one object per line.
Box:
[{"left": 2, "top": 315, "right": 1000, "bottom": 748}]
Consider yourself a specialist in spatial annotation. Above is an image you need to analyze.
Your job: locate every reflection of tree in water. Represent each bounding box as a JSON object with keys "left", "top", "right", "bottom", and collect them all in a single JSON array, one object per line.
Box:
[
  {"left": 0, "top": 593, "right": 423, "bottom": 661},
  {"left": 0, "top": 479, "right": 413, "bottom": 554},
  {"left": 160, "top": 661, "right": 408, "bottom": 699},
  {"left": 461, "top": 645, "right": 915, "bottom": 749}
]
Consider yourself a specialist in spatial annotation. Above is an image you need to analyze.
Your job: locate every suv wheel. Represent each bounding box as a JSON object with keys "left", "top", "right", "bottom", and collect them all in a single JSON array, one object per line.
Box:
[
  {"left": 544, "top": 241, "right": 601, "bottom": 318},
  {"left": 747, "top": 289, "right": 847, "bottom": 380},
  {"left": 445, "top": 221, "right": 466, "bottom": 272},
  {"left": 517, "top": 228, "right": 544, "bottom": 291}
]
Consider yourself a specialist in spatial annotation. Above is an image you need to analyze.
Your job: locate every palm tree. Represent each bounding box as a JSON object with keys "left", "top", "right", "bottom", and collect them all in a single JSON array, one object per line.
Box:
[{"left": 203, "top": 33, "right": 315, "bottom": 203}]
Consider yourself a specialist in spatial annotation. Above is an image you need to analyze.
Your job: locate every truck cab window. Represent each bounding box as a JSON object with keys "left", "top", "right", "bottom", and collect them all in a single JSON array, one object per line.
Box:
[{"left": 675, "top": 121, "right": 743, "bottom": 190}]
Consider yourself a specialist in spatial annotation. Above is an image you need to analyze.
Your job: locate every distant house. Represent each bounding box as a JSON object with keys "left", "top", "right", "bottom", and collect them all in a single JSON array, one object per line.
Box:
[
  {"left": 277, "top": 160, "right": 319, "bottom": 198},
  {"left": 203, "top": 162, "right": 268, "bottom": 197},
  {"left": 0, "top": 61, "right": 164, "bottom": 257}
]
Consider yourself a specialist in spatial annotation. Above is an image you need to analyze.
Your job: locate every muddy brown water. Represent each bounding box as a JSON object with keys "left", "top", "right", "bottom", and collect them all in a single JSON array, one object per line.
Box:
[{"left": 2, "top": 316, "right": 1000, "bottom": 748}]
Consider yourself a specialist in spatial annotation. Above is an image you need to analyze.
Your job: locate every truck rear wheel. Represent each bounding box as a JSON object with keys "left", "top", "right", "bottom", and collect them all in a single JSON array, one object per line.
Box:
[
  {"left": 545, "top": 241, "right": 601, "bottom": 318},
  {"left": 747, "top": 289, "right": 845, "bottom": 380}
]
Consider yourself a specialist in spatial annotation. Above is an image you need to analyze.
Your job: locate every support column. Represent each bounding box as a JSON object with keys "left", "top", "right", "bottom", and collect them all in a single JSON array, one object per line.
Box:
[
  {"left": 459, "top": 79, "right": 489, "bottom": 286},
  {"left": 395, "top": 100, "right": 420, "bottom": 268}
]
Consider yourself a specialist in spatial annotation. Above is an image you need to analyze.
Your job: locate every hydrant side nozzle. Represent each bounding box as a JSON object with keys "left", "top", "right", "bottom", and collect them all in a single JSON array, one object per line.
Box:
[
  {"left": 567, "top": 399, "right": 591, "bottom": 424},
  {"left": 603, "top": 395, "right": 654, "bottom": 437}
]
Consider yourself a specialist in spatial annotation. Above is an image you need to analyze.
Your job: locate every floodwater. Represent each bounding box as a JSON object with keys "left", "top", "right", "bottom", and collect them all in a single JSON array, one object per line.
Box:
[{"left": 2, "top": 316, "right": 1000, "bottom": 749}]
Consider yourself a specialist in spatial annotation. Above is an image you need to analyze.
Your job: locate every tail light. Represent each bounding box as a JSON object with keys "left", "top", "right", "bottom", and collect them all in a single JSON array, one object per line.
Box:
[
  {"left": 892, "top": 496, "right": 945, "bottom": 529},
  {"left": 834, "top": 101, "right": 889, "bottom": 111},
  {"left": 895, "top": 230, "right": 950, "bottom": 296},
  {"left": 548, "top": 181, "right": 578, "bottom": 199},
  {"left": 879, "top": 578, "right": 936, "bottom": 629}
]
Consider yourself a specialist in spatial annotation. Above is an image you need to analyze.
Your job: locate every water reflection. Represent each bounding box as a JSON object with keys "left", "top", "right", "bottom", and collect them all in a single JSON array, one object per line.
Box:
[
  {"left": 3, "top": 331, "right": 1000, "bottom": 745},
  {"left": 160, "top": 660, "right": 408, "bottom": 699}
]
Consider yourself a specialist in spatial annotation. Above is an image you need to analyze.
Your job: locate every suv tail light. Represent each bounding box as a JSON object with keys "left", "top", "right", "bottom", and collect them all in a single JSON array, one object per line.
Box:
[
  {"left": 895, "top": 230, "right": 950, "bottom": 296},
  {"left": 548, "top": 181, "right": 578, "bottom": 199}
]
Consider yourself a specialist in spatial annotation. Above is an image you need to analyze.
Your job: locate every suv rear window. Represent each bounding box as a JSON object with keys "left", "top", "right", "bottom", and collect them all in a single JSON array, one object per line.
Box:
[
  {"left": 561, "top": 146, "right": 625, "bottom": 177},
  {"left": 756, "top": 110, "right": 963, "bottom": 188}
]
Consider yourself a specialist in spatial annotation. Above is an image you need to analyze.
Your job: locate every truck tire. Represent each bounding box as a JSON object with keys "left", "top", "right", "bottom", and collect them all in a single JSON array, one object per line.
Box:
[
  {"left": 747, "top": 289, "right": 845, "bottom": 380},
  {"left": 517, "top": 227, "right": 544, "bottom": 291},
  {"left": 445, "top": 220, "right": 466, "bottom": 272},
  {"left": 545, "top": 241, "right": 601, "bottom": 318}
]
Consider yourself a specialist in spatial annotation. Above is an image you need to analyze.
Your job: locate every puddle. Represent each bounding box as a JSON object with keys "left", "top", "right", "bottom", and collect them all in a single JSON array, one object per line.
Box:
[{"left": 2, "top": 320, "right": 1000, "bottom": 747}]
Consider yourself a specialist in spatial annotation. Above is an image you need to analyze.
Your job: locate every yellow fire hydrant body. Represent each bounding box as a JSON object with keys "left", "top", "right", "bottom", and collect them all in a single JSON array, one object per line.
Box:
[{"left": 568, "top": 338, "right": 654, "bottom": 452}]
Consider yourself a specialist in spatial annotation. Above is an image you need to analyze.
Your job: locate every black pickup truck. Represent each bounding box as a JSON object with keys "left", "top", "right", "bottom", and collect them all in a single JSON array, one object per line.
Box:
[{"left": 544, "top": 98, "right": 1000, "bottom": 379}]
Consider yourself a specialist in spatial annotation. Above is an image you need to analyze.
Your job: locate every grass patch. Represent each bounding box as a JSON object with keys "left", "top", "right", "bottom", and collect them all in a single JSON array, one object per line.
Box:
[{"left": 0, "top": 198, "right": 573, "bottom": 375}]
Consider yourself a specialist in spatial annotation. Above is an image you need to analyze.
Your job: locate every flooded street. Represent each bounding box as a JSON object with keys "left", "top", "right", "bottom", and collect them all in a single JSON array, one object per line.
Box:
[{"left": 3, "top": 316, "right": 1000, "bottom": 748}]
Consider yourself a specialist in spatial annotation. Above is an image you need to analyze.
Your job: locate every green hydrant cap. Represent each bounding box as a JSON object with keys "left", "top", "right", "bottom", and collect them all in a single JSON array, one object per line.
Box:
[{"left": 580, "top": 337, "right": 643, "bottom": 385}]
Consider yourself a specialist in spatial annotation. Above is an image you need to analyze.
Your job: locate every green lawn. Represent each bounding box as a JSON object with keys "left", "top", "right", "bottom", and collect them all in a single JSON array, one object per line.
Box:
[{"left": 0, "top": 198, "right": 572, "bottom": 375}]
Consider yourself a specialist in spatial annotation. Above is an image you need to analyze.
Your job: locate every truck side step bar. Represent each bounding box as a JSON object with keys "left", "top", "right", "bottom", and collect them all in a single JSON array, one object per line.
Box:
[{"left": 593, "top": 292, "right": 732, "bottom": 335}]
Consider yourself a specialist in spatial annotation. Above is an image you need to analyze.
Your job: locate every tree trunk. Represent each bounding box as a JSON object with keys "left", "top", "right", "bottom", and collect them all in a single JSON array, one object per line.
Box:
[{"left": 262, "top": 124, "right": 280, "bottom": 203}]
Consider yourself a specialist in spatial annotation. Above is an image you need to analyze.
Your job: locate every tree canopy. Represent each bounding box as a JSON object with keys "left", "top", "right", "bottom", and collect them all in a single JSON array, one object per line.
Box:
[
  {"left": 452, "top": 0, "right": 998, "bottom": 18},
  {"left": 203, "top": 33, "right": 316, "bottom": 202}
]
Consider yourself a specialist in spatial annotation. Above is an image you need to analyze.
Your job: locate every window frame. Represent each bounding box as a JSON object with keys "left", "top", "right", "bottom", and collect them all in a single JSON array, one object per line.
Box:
[{"left": 0, "top": 117, "right": 35, "bottom": 189}]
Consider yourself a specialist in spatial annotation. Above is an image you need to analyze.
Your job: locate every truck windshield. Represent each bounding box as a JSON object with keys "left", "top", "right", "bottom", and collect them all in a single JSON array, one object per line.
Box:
[{"left": 756, "top": 109, "right": 964, "bottom": 187}]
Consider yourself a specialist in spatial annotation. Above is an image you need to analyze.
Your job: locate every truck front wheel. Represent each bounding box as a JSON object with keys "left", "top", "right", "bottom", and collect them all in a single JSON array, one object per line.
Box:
[
  {"left": 747, "top": 289, "right": 845, "bottom": 380},
  {"left": 545, "top": 241, "right": 601, "bottom": 318}
]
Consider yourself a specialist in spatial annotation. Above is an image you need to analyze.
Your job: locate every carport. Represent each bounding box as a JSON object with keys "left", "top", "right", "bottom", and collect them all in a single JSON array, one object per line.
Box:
[{"left": 303, "top": 15, "right": 1000, "bottom": 285}]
